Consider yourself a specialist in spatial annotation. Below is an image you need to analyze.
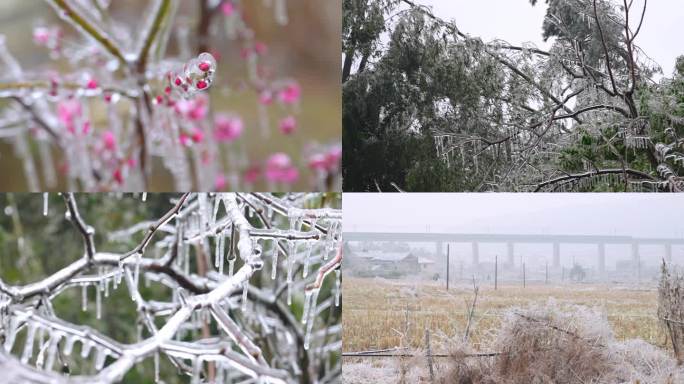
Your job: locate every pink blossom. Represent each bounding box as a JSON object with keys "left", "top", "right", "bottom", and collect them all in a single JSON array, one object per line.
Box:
[
  {"left": 190, "top": 127, "right": 204, "bottom": 143},
  {"left": 57, "top": 99, "right": 82, "bottom": 133},
  {"left": 179, "top": 133, "right": 191, "bottom": 147},
  {"left": 102, "top": 130, "right": 116, "bottom": 151},
  {"left": 174, "top": 95, "right": 208, "bottom": 121},
  {"left": 280, "top": 166, "right": 299, "bottom": 184},
  {"left": 215, "top": 174, "right": 228, "bottom": 190},
  {"left": 214, "top": 114, "right": 244, "bottom": 142},
  {"left": 254, "top": 42, "right": 268, "bottom": 56},
  {"left": 265, "top": 153, "right": 299, "bottom": 184},
  {"left": 278, "top": 82, "right": 301, "bottom": 104},
  {"left": 279, "top": 116, "right": 297, "bottom": 135},
  {"left": 267, "top": 153, "right": 291, "bottom": 169},
  {"left": 86, "top": 79, "right": 98, "bottom": 90},
  {"left": 113, "top": 168, "right": 124, "bottom": 184},
  {"left": 82, "top": 121, "right": 91, "bottom": 134},
  {"left": 308, "top": 153, "right": 328, "bottom": 171},
  {"left": 259, "top": 90, "right": 273, "bottom": 105},
  {"left": 221, "top": 1, "right": 236, "bottom": 16},
  {"left": 33, "top": 27, "right": 50, "bottom": 45},
  {"left": 244, "top": 166, "right": 261, "bottom": 184},
  {"left": 326, "top": 145, "right": 342, "bottom": 170}
]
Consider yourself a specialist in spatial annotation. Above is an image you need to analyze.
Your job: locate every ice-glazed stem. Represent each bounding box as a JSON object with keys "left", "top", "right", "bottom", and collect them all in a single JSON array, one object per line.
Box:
[{"left": 44, "top": 0, "right": 127, "bottom": 65}]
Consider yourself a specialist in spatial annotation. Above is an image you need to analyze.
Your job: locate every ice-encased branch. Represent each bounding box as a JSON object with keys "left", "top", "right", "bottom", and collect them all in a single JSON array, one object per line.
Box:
[{"left": 0, "top": 193, "right": 342, "bottom": 383}]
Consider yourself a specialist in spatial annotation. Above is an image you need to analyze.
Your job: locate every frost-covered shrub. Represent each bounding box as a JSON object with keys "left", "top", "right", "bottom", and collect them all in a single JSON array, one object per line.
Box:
[
  {"left": 0, "top": 193, "right": 342, "bottom": 383},
  {"left": 435, "top": 301, "right": 683, "bottom": 384},
  {"left": 0, "top": 0, "right": 341, "bottom": 191}
]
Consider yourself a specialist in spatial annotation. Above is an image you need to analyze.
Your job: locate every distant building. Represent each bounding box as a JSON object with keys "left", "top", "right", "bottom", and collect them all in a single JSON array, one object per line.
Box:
[{"left": 346, "top": 247, "right": 436, "bottom": 278}]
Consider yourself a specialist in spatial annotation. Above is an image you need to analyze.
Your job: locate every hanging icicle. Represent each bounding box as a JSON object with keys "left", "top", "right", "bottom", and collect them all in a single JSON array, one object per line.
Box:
[{"left": 42, "top": 193, "right": 48, "bottom": 216}]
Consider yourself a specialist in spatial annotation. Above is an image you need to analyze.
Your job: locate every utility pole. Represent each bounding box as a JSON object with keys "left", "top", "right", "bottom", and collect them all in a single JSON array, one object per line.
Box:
[
  {"left": 494, "top": 254, "right": 498, "bottom": 290},
  {"left": 446, "top": 244, "right": 450, "bottom": 291},
  {"left": 545, "top": 262, "right": 548, "bottom": 284}
]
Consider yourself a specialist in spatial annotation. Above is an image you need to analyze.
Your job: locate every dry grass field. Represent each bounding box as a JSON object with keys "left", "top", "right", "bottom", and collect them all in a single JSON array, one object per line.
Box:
[{"left": 343, "top": 276, "right": 666, "bottom": 354}]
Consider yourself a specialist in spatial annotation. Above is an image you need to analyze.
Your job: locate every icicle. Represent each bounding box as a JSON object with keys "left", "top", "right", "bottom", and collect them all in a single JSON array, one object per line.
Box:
[
  {"left": 141, "top": 193, "right": 147, "bottom": 202},
  {"left": 228, "top": 257, "right": 235, "bottom": 277},
  {"left": 43, "top": 193, "right": 48, "bottom": 216},
  {"left": 20, "top": 324, "right": 36, "bottom": 363},
  {"left": 274, "top": 0, "right": 289, "bottom": 25},
  {"left": 241, "top": 283, "right": 249, "bottom": 313},
  {"left": 80, "top": 341, "right": 92, "bottom": 359},
  {"left": 154, "top": 350, "right": 160, "bottom": 383},
  {"left": 198, "top": 193, "right": 208, "bottom": 232},
  {"left": 286, "top": 241, "right": 295, "bottom": 305},
  {"left": 96, "top": 281, "right": 102, "bottom": 319},
  {"left": 304, "top": 289, "right": 320, "bottom": 350},
  {"left": 192, "top": 357, "right": 201, "bottom": 384},
  {"left": 116, "top": 258, "right": 123, "bottom": 286},
  {"left": 335, "top": 269, "right": 341, "bottom": 307},
  {"left": 3, "top": 318, "right": 18, "bottom": 352},
  {"left": 104, "top": 275, "right": 110, "bottom": 297},
  {"left": 44, "top": 334, "right": 60, "bottom": 372},
  {"left": 95, "top": 348, "right": 109, "bottom": 370},
  {"left": 215, "top": 230, "right": 225, "bottom": 271},
  {"left": 271, "top": 240, "right": 279, "bottom": 280},
  {"left": 63, "top": 336, "right": 75, "bottom": 356},
  {"left": 212, "top": 195, "right": 222, "bottom": 226},
  {"left": 301, "top": 290, "right": 313, "bottom": 325},
  {"left": 81, "top": 284, "right": 88, "bottom": 312},
  {"left": 302, "top": 242, "right": 313, "bottom": 278},
  {"left": 134, "top": 251, "right": 142, "bottom": 288}
]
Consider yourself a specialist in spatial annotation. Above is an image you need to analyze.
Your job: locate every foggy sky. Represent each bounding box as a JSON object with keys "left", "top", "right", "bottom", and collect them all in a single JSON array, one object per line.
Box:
[
  {"left": 414, "top": 0, "right": 683, "bottom": 76},
  {"left": 343, "top": 193, "right": 684, "bottom": 239}
]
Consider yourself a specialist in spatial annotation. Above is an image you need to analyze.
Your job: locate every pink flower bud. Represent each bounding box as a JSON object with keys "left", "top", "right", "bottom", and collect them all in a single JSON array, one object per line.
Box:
[
  {"left": 214, "top": 114, "right": 244, "bottom": 142},
  {"left": 196, "top": 80, "right": 208, "bottom": 90},
  {"left": 279, "top": 116, "right": 297, "bottom": 135},
  {"left": 102, "top": 130, "right": 116, "bottom": 151},
  {"left": 215, "top": 174, "right": 228, "bottom": 190},
  {"left": 86, "top": 79, "right": 98, "bottom": 90},
  {"left": 278, "top": 82, "right": 301, "bottom": 104},
  {"left": 198, "top": 61, "right": 211, "bottom": 72},
  {"left": 221, "top": 1, "right": 236, "bottom": 16},
  {"left": 190, "top": 127, "right": 204, "bottom": 143}
]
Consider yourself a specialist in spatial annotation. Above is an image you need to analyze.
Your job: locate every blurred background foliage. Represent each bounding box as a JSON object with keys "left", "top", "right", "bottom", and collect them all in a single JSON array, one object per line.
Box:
[
  {"left": 0, "top": 0, "right": 341, "bottom": 190},
  {"left": 0, "top": 193, "right": 341, "bottom": 382}
]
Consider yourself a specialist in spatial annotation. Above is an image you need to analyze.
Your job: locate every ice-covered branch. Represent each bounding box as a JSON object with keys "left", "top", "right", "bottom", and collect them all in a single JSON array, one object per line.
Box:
[{"left": 0, "top": 193, "right": 342, "bottom": 383}]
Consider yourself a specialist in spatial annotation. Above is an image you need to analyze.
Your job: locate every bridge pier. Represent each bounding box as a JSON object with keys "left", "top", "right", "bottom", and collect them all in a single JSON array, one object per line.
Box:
[
  {"left": 553, "top": 242, "right": 560, "bottom": 268},
  {"left": 631, "top": 242, "right": 640, "bottom": 278},
  {"left": 472, "top": 242, "right": 479, "bottom": 266},
  {"left": 598, "top": 243, "right": 605, "bottom": 275},
  {"left": 665, "top": 243, "right": 672, "bottom": 263},
  {"left": 507, "top": 242, "right": 515, "bottom": 266}
]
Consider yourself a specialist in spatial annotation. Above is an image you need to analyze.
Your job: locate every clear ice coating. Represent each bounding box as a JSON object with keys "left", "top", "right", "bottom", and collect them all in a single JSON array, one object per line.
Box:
[
  {"left": 171, "top": 52, "right": 217, "bottom": 98},
  {"left": 0, "top": 193, "right": 341, "bottom": 382}
]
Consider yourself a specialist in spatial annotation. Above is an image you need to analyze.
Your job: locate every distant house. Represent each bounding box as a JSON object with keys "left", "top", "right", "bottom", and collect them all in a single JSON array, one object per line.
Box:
[
  {"left": 346, "top": 249, "right": 435, "bottom": 278},
  {"left": 418, "top": 257, "right": 435, "bottom": 270}
]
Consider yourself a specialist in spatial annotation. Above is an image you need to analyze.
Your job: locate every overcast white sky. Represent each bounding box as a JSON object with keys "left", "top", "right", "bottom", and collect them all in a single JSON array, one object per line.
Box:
[
  {"left": 413, "top": 0, "right": 683, "bottom": 75},
  {"left": 343, "top": 193, "right": 684, "bottom": 239}
]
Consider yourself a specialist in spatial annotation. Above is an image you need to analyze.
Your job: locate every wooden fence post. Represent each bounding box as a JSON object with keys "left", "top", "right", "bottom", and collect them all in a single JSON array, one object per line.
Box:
[{"left": 425, "top": 328, "right": 435, "bottom": 383}]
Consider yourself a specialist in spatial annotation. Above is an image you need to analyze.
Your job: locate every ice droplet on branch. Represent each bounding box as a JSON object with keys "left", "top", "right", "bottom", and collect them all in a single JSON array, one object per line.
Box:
[{"left": 171, "top": 53, "right": 217, "bottom": 98}]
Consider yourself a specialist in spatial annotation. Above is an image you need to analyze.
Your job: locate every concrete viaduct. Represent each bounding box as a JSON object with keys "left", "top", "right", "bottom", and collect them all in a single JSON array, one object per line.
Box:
[{"left": 343, "top": 232, "right": 684, "bottom": 274}]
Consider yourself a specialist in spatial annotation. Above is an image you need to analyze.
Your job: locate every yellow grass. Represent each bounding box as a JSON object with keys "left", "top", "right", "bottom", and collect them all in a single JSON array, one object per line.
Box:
[{"left": 343, "top": 277, "right": 667, "bottom": 353}]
